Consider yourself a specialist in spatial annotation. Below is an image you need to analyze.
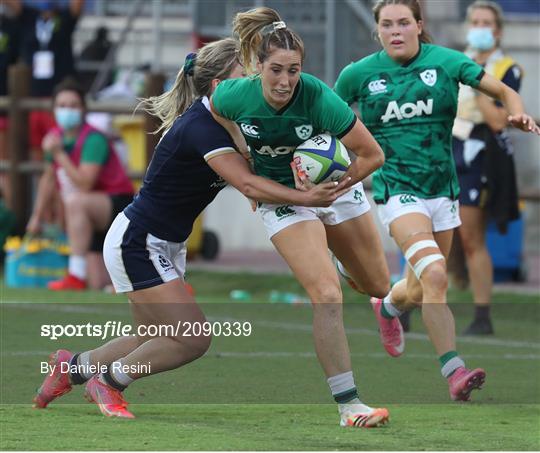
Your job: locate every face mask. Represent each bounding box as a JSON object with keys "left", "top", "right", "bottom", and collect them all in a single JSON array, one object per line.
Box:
[
  {"left": 54, "top": 107, "right": 83, "bottom": 130},
  {"left": 466, "top": 27, "right": 495, "bottom": 51}
]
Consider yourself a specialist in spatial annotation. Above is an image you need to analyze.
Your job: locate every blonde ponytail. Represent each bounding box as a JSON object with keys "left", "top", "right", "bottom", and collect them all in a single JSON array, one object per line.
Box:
[
  {"left": 138, "top": 67, "right": 195, "bottom": 134},
  {"left": 139, "top": 38, "right": 240, "bottom": 134}
]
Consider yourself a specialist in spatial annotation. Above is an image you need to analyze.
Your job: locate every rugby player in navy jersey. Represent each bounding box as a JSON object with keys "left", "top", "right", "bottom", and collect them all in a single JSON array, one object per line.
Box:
[{"left": 33, "top": 38, "right": 349, "bottom": 418}]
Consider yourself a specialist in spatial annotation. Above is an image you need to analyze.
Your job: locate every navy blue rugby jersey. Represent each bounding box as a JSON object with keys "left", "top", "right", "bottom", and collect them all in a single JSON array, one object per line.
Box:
[{"left": 124, "top": 97, "right": 237, "bottom": 242}]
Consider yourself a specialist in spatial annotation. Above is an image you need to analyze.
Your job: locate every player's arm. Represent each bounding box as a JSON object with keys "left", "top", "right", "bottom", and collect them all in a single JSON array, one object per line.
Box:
[
  {"left": 207, "top": 152, "right": 349, "bottom": 207},
  {"left": 476, "top": 73, "right": 539, "bottom": 134},
  {"left": 339, "top": 119, "right": 385, "bottom": 187},
  {"left": 27, "top": 164, "right": 55, "bottom": 234},
  {"left": 474, "top": 65, "right": 522, "bottom": 132},
  {"left": 475, "top": 91, "right": 510, "bottom": 132}
]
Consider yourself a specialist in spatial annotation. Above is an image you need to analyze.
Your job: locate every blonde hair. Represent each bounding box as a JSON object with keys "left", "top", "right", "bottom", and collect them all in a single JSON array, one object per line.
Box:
[
  {"left": 139, "top": 38, "right": 240, "bottom": 134},
  {"left": 233, "top": 7, "right": 304, "bottom": 75}
]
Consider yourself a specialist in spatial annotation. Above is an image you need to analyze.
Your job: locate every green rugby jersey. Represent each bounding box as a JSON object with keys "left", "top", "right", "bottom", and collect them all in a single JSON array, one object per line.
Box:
[
  {"left": 212, "top": 72, "right": 356, "bottom": 187},
  {"left": 334, "top": 43, "right": 485, "bottom": 202}
]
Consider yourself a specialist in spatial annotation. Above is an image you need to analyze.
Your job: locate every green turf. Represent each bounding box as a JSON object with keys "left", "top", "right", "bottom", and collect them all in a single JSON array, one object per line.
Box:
[
  {"left": 1, "top": 271, "right": 539, "bottom": 450},
  {"left": 2, "top": 404, "right": 538, "bottom": 451}
]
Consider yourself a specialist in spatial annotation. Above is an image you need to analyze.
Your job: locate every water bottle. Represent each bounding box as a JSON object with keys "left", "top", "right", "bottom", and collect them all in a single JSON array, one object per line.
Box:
[
  {"left": 269, "top": 291, "right": 305, "bottom": 304},
  {"left": 230, "top": 290, "right": 252, "bottom": 302}
]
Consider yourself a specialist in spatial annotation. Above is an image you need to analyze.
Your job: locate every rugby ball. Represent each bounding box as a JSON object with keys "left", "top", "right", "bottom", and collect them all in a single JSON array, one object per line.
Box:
[{"left": 293, "top": 134, "right": 350, "bottom": 184}]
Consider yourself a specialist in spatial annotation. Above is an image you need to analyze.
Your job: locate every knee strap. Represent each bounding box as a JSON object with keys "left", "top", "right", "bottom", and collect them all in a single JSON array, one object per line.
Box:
[{"left": 404, "top": 240, "right": 444, "bottom": 279}]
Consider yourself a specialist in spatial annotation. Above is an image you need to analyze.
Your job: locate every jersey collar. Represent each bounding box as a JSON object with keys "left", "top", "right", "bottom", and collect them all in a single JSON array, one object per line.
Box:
[{"left": 201, "top": 96, "right": 211, "bottom": 112}]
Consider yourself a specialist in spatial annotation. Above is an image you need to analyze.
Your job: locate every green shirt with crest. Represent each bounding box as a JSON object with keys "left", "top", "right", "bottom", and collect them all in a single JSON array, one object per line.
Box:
[
  {"left": 334, "top": 43, "right": 485, "bottom": 202},
  {"left": 212, "top": 73, "right": 356, "bottom": 188}
]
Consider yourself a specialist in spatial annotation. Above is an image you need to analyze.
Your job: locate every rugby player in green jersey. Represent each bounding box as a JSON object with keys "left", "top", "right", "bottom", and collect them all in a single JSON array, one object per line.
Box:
[
  {"left": 334, "top": 0, "right": 539, "bottom": 402},
  {"left": 211, "top": 7, "right": 392, "bottom": 428}
]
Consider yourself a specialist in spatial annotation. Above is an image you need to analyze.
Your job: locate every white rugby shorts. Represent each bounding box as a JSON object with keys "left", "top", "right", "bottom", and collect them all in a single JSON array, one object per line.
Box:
[
  {"left": 257, "top": 182, "right": 371, "bottom": 238},
  {"left": 377, "top": 194, "right": 461, "bottom": 233},
  {"left": 103, "top": 212, "right": 187, "bottom": 293}
]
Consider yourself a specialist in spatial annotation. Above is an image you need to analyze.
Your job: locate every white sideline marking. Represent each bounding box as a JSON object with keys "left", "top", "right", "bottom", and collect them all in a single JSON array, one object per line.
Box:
[
  {"left": 250, "top": 319, "right": 540, "bottom": 350},
  {"left": 2, "top": 350, "right": 539, "bottom": 361},
  {"left": 3, "top": 300, "right": 540, "bottom": 350},
  {"left": 215, "top": 351, "right": 540, "bottom": 361}
]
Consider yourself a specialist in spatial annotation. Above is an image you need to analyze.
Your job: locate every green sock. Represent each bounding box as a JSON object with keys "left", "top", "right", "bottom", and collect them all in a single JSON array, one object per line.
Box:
[
  {"left": 439, "top": 351, "right": 465, "bottom": 378},
  {"left": 439, "top": 351, "right": 458, "bottom": 367}
]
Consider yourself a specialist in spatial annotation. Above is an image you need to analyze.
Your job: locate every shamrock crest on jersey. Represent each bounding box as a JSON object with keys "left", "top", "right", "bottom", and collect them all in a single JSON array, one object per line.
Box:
[
  {"left": 295, "top": 124, "right": 313, "bottom": 140},
  {"left": 420, "top": 69, "right": 437, "bottom": 87}
]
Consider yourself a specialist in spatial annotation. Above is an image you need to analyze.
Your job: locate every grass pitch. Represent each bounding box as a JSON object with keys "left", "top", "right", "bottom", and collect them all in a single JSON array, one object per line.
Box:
[{"left": 1, "top": 271, "right": 539, "bottom": 451}]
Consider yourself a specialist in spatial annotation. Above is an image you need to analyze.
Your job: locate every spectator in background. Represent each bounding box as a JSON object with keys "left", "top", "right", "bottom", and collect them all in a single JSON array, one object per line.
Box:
[
  {"left": 0, "top": 0, "right": 21, "bottom": 208},
  {"left": 78, "top": 26, "right": 112, "bottom": 92},
  {"left": 27, "top": 78, "right": 134, "bottom": 291},
  {"left": 10, "top": 0, "right": 84, "bottom": 159},
  {"left": 452, "top": 0, "right": 522, "bottom": 335}
]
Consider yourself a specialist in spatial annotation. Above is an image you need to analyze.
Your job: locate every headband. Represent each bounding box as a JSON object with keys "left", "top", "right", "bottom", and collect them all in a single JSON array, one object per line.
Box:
[{"left": 260, "top": 21, "right": 287, "bottom": 36}]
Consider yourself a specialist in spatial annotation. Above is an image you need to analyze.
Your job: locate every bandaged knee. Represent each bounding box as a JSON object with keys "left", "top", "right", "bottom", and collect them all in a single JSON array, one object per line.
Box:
[{"left": 404, "top": 240, "right": 444, "bottom": 279}]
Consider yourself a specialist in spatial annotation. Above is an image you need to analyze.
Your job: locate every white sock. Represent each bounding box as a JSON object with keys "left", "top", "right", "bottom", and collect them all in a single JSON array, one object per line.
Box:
[
  {"left": 327, "top": 371, "right": 371, "bottom": 414},
  {"left": 68, "top": 255, "right": 87, "bottom": 280},
  {"left": 327, "top": 371, "right": 355, "bottom": 398},
  {"left": 383, "top": 292, "right": 403, "bottom": 317},
  {"left": 110, "top": 360, "right": 134, "bottom": 387},
  {"left": 78, "top": 351, "right": 94, "bottom": 380},
  {"left": 441, "top": 356, "right": 465, "bottom": 378}
]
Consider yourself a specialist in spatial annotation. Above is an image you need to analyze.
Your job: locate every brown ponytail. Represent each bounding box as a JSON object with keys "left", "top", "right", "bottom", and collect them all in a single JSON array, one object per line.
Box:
[{"left": 233, "top": 7, "right": 305, "bottom": 74}]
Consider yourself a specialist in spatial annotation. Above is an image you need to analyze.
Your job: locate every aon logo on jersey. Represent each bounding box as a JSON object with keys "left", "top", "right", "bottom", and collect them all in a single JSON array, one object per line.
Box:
[
  {"left": 381, "top": 99, "right": 433, "bottom": 123},
  {"left": 255, "top": 146, "right": 295, "bottom": 157}
]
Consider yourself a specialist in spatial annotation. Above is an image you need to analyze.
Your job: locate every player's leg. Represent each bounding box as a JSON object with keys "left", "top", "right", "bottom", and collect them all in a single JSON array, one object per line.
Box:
[
  {"left": 270, "top": 217, "right": 388, "bottom": 427},
  {"left": 33, "top": 210, "right": 146, "bottom": 408},
  {"left": 83, "top": 279, "right": 207, "bottom": 418},
  {"left": 85, "top": 213, "right": 212, "bottom": 417},
  {"left": 324, "top": 208, "right": 404, "bottom": 358},
  {"left": 36, "top": 296, "right": 153, "bottom": 408},
  {"left": 325, "top": 210, "right": 390, "bottom": 298},
  {"left": 36, "top": 213, "right": 210, "bottom": 416},
  {"left": 272, "top": 220, "right": 348, "bottom": 376},
  {"left": 388, "top": 211, "right": 485, "bottom": 400}
]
